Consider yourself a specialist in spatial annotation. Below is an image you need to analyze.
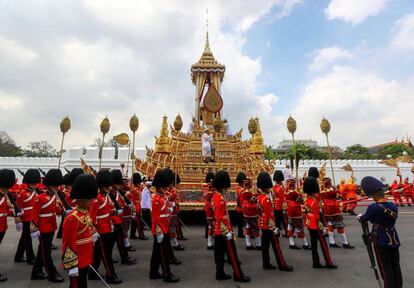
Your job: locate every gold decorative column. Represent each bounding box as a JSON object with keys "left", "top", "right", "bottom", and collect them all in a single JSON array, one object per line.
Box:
[
  {"left": 287, "top": 116, "right": 299, "bottom": 191},
  {"left": 173, "top": 114, "right": 183, "bottom": 184},
  {"left": 320, "top": 117, "right": 336, "bottom": 187},
  {"left": 99, "top": 116, "right": 110, "bottom": 170},
  {"left": 58, "top": 116, "right": 71, "bottom": 169},
  {"left": 130, "top": 114, "right": 139, "bottom": 174}
]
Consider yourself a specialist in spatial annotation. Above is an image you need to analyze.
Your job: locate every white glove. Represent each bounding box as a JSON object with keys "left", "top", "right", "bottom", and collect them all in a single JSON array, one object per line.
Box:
[
  {"left": 132, "top": 212, "right": 137, "bottom": 219},
  {"left": 31, "top": 231, "right": 40, "bottom": 240},
  {"left": 245, "top": 223, "right": 250, "bottom": 229},
  {"left": 17, "top": 210, "right": 24, "bottom": 217},
  {"left": 323, "top": 227, "right": 328, "bottom": 234},
  {"left": 16, "top": 222, "right": 23, "bottom": 232},
  {"left": 225, "top": 232, "right": 233, "bottom": 241},
  {"left": 92, "top": 232, "right": 99, "bottom": 242},
  {"left": 157, "top": 233, "right": 164, "bottom": 243},
  {"left": 117, "top": 209, "right": 123, "bottom": 215},
  {"left": 110, "top": 224, "right": 114, "bottom": 232},
  {"left": 128, "top": 204, "right": 132, "bottom": 208},
  {"left": 171, "top": 202, "right": 176, "bottom": 208},
  {"left": 273, "top": 227, "right": 280, "bottom": 236},
  {"left": 357, "top": 213, "right": 363, "bottom": 222},
  {"left": 168, "top": 207, "right": 174, "bottom": 213},
  {"left": 68, "top": 267, "right": 79, "bottom": 277}
]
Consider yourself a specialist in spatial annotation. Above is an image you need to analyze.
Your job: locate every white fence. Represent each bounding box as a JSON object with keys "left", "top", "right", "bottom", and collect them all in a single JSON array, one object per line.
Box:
[{"left": 0, "top": 147, "right": 412, "bottom": 184}]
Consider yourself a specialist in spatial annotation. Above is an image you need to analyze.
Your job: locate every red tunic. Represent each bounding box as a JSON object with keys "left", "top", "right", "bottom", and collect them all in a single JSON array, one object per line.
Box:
[
  {"left": 391, "top": 181, "right": 401, "bottom": 195},
  {"left": 151, "top": 193, "right": 169, "bottom": 235},
  {"left": 127, "top": 184, "right": 143, "bottom": 214},
  {"left": 204, "top": 185, "right": 215, "bottom": 219},
  {"left": 64, "top": 187, "right": 77, "bottom": 208},
  {"left": 62, "top": 209, "right": 94, "bottom": 270},
  {"left": 0, "top": 194, "right": 14, "bottom": 232},
  {"left": 402, "top": 181, "right": 411, "bottom": 196},
  {"left": 167, "top": 187, "right": 179, "bottom": 216},
  {"left": 321, "top": 189, "right": 341, "bottom": 216},
  {"left": 241, "top": 189, "right": 259, "bottom": 218},
  {"left": 90, "top": 193, "right": 115, "bottom": 234},
  {"left": 304, "top": 197, "right": 322, "bottom": 230},
  {"left": 110, "top": 191, "right": 125, "bottom": 225},
  {"left": 212, "top": 192, "right": 232, "bottom": 236},
  {"left": 258, "top": 194, "right": 276, "bottom": 230},
  {"left": 344, "top": 183, "right": 357, "bottom": 200},
  {"left": 285, "top": 189, "right": 303, "bottom": 218},
  {"left": 272, "top": 184, "right": 285, "bottom": 211},
  {"left": 16, "top": 188, "right": 37, "bottom": 222},
  {"left": 32, "top": 192, "right": 61, "bottom": 233}
]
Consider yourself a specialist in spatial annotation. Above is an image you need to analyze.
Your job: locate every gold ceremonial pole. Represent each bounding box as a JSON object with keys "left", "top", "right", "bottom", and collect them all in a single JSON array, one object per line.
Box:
[
  {"left": 213, "top": 116, "right": 223, "bottom": 168},
  {"left": 129, "top": 114, "right": 139, "bottom": 174},
  {"left": 58, "top": 116, "right": 71, "bottom": 169},
  {"left": 320, "top": 117, "right": 336, "bottom": 187},
  {"left": 99, "top": 116, "right": 110, "bottom": 170},
  {"left": 287, "top": 116, "right": 299, "bottom": 191},
  {"left": 173, "top": 114, "right": 183, "bottom": 185}
]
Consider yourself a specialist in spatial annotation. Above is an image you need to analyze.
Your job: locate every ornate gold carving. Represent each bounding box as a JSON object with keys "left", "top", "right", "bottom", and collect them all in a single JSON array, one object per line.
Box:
[
  {"left": 154, "top": 116, "right": 172, "bottom": 154},
  {"left": 62, "top": 246, "right": 78, "bottom": 270}
]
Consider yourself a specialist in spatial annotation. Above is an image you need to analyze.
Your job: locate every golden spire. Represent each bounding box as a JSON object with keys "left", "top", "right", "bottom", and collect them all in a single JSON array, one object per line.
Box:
[
  {"left": 204, "top": 8, "right": 211, "bottom": 53},
  {"left": 154, "top": 115, "right": 172, "bottom": 154}
]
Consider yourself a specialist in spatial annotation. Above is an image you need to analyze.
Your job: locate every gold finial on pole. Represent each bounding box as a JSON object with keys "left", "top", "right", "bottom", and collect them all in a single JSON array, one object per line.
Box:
[
  {"left": 213, "top": 115, "right": 223, "bottom": 166},
  {"left": 320, "top": 117, "right": 336, "bottom": 187},
  {"left": 99, "top": 116, "right": 110, "bottom": 170},
  {"left": 173, "top": 114, "right": 183, "bottom": 185},
  {"left": 58, "top": 116, "right": 71, "bottom": 169},
  {"left": 129, "top": 114, "right": 139, "bottom": 174},
  {"left": 287, "top": 116, "right": 299, "bottom": 191}
]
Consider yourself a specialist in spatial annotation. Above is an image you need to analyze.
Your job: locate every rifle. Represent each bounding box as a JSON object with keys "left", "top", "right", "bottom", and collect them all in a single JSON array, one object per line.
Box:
[
  {"left": 361, "top": 221, "right": 382, "bottom": 288},
  {"left": 38, "top": 168, "right": 46, "bottom": 177},
  {"left": 64, "top": 167, "right": 70, "bottom": 174},
  {"left": 17, "top": 169, "right": 25, "bottom": 177}
]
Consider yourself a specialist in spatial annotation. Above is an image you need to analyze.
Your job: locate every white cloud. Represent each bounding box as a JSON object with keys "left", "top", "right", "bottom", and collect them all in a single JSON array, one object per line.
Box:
[
  {"left": 0, "top": 92, "right": 23, "bottom": 111},
  {"left": 291, "top": 65, "right": 414, "bottom": 147},
  {"left": 391, "top": 12, "right": 414, "bottom": 50},
  {"left": 325, "top": 0, "right": 388, "bottom": 25},
  {"left": 0, "top": 0, "right": 295, "bottom": 149},
  {"left": 309, "top": 46, "right": 353, "bottom": 70},
  {"left": 0, "top": 36, "right": 38, "bottom": 65}
]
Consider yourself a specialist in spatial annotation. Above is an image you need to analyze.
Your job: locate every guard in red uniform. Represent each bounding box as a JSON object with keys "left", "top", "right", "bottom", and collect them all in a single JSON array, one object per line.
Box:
[
  {"left": 303, "top": 177, "right": 337, "bottom": 269},
  {"left": 272, "top": 170, "right": 288, "bottom": 236},
  {"left": 391, "top": 172, "right": 403, "bottom": 206},
  {"left": 213, "top": 170, "right": 250, "bottom": 283},
  {"left": 128, "top": 172, "right": 147, "bottom": 240},
  {"left": 285, "top": 178, "right": 310, "bottom": 249},
  {"left": 109, "top": 170, "right": 136, "bottom": 264},
  {"left": 149, "top": 169, "right": 180, "bottom": 283},
  {"left": 15, "top": 169, "right": 41, "bottom": 264},
  {"left": 402, "top": 177, "right": 413, "bottom": 206},
  {"left": 166, "top": 170, "right": 185, "bottom": 251},
  {"left": 257, "top": 172, "right": 293, "bottom": 272},
  {"left": 321, "top": 178, "right": 354, "bottom": 249},
  {"left": 241, "top": 178, "right": 261, "bottom": 250},
  {"left": 204, "top": 171, "right": 215, "bottom": 249},
  {"left": 89, "top": 169, "right": 122, "bottom": 284},
  {"left": 235, "top": 172, "right": 246, "bottom": 238},
  {"left": 0, "top": 169, "right": 21, "bottom": 281},
  {"left": 31, "top": 169, "right": 64, "bottom": 282},
  {"left": 62, "top": 174, "right": 98, "bottom": 288}
]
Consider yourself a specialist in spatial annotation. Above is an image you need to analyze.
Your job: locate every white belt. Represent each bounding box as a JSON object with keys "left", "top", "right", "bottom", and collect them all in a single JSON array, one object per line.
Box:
[
  {"left": 160, "top": 214, "right": 169, "bottom": 218},
  {"left": 23, "top": 207, "right": 32, "bottom": 211},
  {"left": 39, "top": 213, "right": 55, "bottom": 218},
  {"left": 0, "top": 213, "right": 6, "bottom": 217},
  {"left": 96, "top": 213, "right": 110, "bottom": 220}
]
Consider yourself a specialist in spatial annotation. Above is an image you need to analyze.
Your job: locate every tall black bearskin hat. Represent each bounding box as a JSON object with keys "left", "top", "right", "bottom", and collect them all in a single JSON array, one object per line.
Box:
[
  {"left": 23, "top": 169, "right": 41, "bottom": 184},
  {"left": 273, "top": 170, "right": 284, "bottom": 182},
  {"left": 213, "top": 170, "right": 231, "bottom": 189},
  {"left": 236, "top": 172, "right": 247, "bottom": 185},
  {"left": 205, "top": 171, "right": 215, "bottom": 183},
  {"left": 171, "top": 172, "right": 181, "bottom": 185},
  {"left": 43, "top": 169, "right": 63, "bottom": 187},
  {"left": 70, "top": 168, "right": 84, "bottom": 185},
  {"left": 163, "top": 168, "right": 174, "bottom": 185},
  {"left": 361, "top": 176, "right": 386, "bottom": 197},
  {"left": 63, "top": 173, "right": 71, "bottom": 186},
  {"left": 303, "top": 177, "right": 320, "bottom": 195},
  {"left": 257, "top": 172, "right": 273, "bottom": 189},
  {"left": 308, "top": 167, "right": 320, "bottom": 178},
  {"left": 132, "top": 173, "right": 142, "bottom": 185},
  {"left": 152, "top": 170, "right": 170, "bottom": 188},
  {"left": 96, "top": 169, "right": 113, "bottom": 188},
  {"left": 70, "top": 174, "right": 98, "bottom": 200},
  {"left": 0, "top": 169, "right": 16, "bottom": 188},
  {"left": 111, "top": 169, "right": 123, "bottom": 185}
]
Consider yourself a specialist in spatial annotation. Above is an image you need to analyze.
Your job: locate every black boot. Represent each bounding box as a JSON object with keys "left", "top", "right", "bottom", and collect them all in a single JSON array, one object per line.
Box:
[
  {"left": 263, "top": 263, "right": 277, "bottom": 270},
  {"left": 234, "top": 274, "right": 251, "bottom": 282},
  {"left": 48, "top": 273, "right": 64, "bottom": 283},
  {"left": 163, "top": 274, "right": 180, "bottom": 283},
  {"left": 106, "top": 275, "right": 123, "bottom": 284},
  {"left": 216, "top": 272, "right": 232, "bottom": 280},
  {"left": 0, "top": 274, "right": 7, "bottom": 282}
]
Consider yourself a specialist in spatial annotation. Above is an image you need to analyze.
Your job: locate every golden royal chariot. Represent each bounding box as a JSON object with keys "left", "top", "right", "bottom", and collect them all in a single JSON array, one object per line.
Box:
[{"left": 134, "top": 31, "right": 272, "bottom": 211}]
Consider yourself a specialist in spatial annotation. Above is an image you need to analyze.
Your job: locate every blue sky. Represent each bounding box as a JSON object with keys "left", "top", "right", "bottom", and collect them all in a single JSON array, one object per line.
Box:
[{"left": 0, "top": 0, "right": 413, "bottom": 149}]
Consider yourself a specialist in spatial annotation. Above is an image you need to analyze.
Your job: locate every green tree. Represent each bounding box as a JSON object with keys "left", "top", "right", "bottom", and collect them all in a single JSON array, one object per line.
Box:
[
  {"left": 0, "top": 131, "right": 22, "bottom": 156},
  {"left": 343, "top": 144, "right": 372, "bottom": 159},
  {"left": 24, "top": 141, "right": 58, "bottom": 157},
  {"left": 377, "top": 144, "right": 414, "bottom": 159},
  {"left": 265, "top": 145, "right": 276, "bottom": 160}
]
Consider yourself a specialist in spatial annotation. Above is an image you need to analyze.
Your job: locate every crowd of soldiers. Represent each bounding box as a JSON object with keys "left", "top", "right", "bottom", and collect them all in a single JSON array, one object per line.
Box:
[{"left": 0, "top": 164, "right": 405, "bottom": 287}]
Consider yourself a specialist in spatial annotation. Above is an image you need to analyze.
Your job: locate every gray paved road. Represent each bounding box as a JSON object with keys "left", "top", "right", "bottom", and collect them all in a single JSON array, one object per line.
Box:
[{"left": 1, "top": 207, "right": 413, "bottom": 288}]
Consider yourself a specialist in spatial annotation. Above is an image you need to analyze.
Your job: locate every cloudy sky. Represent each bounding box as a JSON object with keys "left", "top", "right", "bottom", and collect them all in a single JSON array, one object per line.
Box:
[{"left": 1, "top": 0, "right": 413, "bottom": 150}]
